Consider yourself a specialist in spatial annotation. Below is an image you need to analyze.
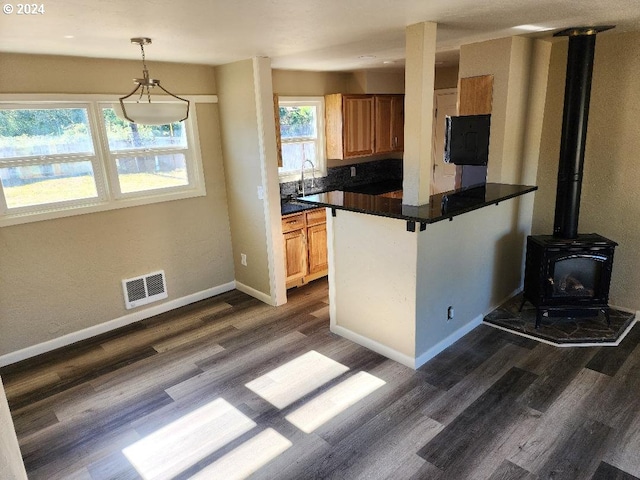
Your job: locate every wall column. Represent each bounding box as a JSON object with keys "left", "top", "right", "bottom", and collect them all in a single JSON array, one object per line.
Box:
[
  {"left": 403, "top": 22, "right": 437, "bottom": 206},
  {"left": 0, "top": 377, "right": 28, "bottom": 479}
]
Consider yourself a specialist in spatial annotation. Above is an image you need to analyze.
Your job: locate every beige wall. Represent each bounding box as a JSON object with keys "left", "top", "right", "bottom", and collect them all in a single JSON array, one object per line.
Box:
[
  {"left": 300, "top": 65, "right": 456, "bottom": 94},
  {"left": 459, "top": 37, "right": 551, "bottom": 186},
  {"left": 0, "top": 52, "right": 217, "bottom": 94},
  {"left": 520, "top": 41, "right": 553, "bottom": 186},
  {"left": 416, "top": 195, "right": 534, "bottom": 357},
  {"left": 329, "top": 209, "right": 418, "bottom": 362},
  {"left": 347, "top": 70, "right": 405, "bottom": 94},
  {"left": 435, "top": 66, "right": 459, "bottom": 90},
  {"left": 0, "top": 377, "right": 27, "bottom": 479},
  {"left": 532, "top": 31, "right": 640, "bottom": 311},
  {"left": 216, "top": 59, "right": 285, "bottom": 304},
  {"left": 0, "top": 53, "right": 235, "bottom": 358},
  {"left": 272, "top": 69, "right": 350, "bottom": 95}
]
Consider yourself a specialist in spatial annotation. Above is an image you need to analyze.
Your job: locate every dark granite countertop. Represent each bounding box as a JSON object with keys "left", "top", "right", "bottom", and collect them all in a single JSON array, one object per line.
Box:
[
  {"left": 281, "top": 179, "right": 404, "bottom": 215},
  {"left": 280, "top": 201, "right": 320, "bottom": 216},
  {"left": 294, "top": 183, "right": 537, "bottom": 225},
  {"left": 341, "top": 179, "right": 403, "bottom": 195}
]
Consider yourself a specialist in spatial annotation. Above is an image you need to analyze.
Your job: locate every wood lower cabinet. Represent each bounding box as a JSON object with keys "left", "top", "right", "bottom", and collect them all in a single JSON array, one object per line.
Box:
[
  {"left": 283, "top": 229, "right": 307, "bottom": 286},
  {"left": 282, "top": 208, "right": 328, "bottom": 289},
  {"left": 379, "top": 189, "right": 403, "bottom": 199}
]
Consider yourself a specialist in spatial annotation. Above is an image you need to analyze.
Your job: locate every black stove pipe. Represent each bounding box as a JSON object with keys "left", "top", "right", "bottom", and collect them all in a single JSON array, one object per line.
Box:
[{"left": 552, "top": 26, "right": 613, "bottom": 239}]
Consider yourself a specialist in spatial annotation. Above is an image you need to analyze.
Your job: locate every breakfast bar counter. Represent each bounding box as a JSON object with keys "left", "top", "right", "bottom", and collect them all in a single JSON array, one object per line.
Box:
[
  {"left": 294, "top": 183, "right": 537, "bottom": 226},
  {"left": 298, "top": 181, "right": 538, "bottom": 369}
]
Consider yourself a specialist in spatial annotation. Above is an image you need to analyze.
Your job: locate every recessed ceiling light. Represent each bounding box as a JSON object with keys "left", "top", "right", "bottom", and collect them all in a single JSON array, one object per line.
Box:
[
  {"left": 63, "top": 35, "right": 75, "bottom": 39},
  {"left": 513, "top": 24, "right": 553, "bottom": 32},
  {"left": 383, "top": 60, "right": 396, "bottom": 65},
  {"left": 357, "top": 55, "right": 377, "bottom": 60}
]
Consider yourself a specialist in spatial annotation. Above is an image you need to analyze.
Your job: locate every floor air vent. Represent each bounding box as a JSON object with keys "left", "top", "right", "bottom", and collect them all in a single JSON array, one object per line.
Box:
[{"left": 122, "top": 270, "right": 168, "bottom": 309}]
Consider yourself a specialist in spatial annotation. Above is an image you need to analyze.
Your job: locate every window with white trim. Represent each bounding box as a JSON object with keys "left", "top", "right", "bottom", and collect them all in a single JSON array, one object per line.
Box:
[
  {"left": 0, "top": 99, "right": 205, "bottom": 226},
  {"left": 101, "top": 107, "right": 190, "bottom": 196},
  {"left": 277, "top": 97, "right": 326, "bottom": 182}
]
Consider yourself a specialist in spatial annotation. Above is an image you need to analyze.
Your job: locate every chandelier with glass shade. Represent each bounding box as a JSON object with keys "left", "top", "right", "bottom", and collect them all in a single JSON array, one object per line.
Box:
[{"left": 116, "top": 38, "right": 190, "bottom": 125}]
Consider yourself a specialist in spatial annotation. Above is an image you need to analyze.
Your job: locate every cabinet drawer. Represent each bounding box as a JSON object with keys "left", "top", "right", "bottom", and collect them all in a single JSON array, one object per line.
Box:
[
  {"left": 306, "top": 208, "right": 326, "bottom": 226},
  {"left": 282, "top": 213, "right": 305, "bottom": 233}
]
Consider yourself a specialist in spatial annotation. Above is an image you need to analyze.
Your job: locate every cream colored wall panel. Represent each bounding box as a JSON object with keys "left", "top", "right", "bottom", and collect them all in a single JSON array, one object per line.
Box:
[
  {"left": 0, "top": 52, "right": 216, "bottom": 94},
  {"left": 532, "top": 31, "right": 640, "bottom": 311},
  {"left": 520, "top": 40, "right": 552, "bottom": 187},
  {"left": 415, "top": 195, "right": 534, "bottom": 356},
  {"left": 348, "top": 70, "right": 405, "bottom": 94},
  {"left": 459, "top": 37, "right": 513, "bottom": 184},
  {"left": 216, "top": 59, "right": 281, "bottom": 302},
  {"left": 0, "top": 377, "right": 27, "bottom": 479},
  {"left": 435, "top": 66, "right": 460, "bottom": 90},
  {"left": 330, "top": 210, "right": 417, "bottom": 358},
  {"left": 0, "top": 55, "right": 234, "bottom": 357},
  {"left": 272, "top": 69, "right": 350, "bottom": 96}
]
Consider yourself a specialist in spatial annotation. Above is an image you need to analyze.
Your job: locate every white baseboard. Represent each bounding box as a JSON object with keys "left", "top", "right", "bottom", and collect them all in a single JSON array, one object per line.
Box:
[
  {"left": 332, "top": 289, "right": 524, "bottom": 371},
  {"left": 0, "top": 281, "right": 236, "bottom": 368},
  {"left": 330, "top": 325, "right": 416, "bottom": 369},
  {"left": 484, "top": 317, "right": 637, "bottom": 348},
  {"left": 414, "top": 315, "right": 484, "bottom": 369},
  {"left": 235, "top": 281, "right": 275, "bottom": 306},
  {"left": 413, "top": 287, "right": 522, "bottom": 369}
]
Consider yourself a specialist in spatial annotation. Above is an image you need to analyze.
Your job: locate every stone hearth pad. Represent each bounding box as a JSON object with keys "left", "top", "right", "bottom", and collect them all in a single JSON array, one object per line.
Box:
[{"left": 484, "top": 292, "right": 636, "bottom": 345}]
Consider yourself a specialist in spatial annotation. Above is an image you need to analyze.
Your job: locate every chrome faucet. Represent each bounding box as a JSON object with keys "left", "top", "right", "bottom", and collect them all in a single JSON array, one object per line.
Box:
[{"left": 299, "top": 159, "right": 316, "bottom": 196}]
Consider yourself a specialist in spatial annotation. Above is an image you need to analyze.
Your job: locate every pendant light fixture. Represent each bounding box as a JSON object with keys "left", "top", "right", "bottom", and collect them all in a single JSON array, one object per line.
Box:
[{"left": 116, "top": 37, "right": 190, "bottom": 125}]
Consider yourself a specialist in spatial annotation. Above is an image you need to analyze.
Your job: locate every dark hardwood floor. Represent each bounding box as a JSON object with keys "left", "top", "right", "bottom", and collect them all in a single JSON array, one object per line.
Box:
[{"left": 2, "top": 279, "right": 640, "bottom": 479}]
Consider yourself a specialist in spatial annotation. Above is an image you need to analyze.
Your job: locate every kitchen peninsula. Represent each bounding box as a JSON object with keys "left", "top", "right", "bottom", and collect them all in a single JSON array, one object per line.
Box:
[
  {"left": 297, "top": 183, "right": 536, "bottom": 228},
  {"left": 295, "top": 182, "right": 537, "bottom": 369}
]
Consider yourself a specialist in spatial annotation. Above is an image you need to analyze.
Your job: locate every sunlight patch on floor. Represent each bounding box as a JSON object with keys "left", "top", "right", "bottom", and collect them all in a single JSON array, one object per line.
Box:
[
  {"left": 188, "top": 428, "right": 292, "bottom": 480},
  {"left": 245, "top": 350, "right": 349, "bottom": 409},
  {"left": 123, "top": 398, "right": 256, "bottom": 480},
  {"left": 285, "top": 371, "right": 386, "bottom": 433}
]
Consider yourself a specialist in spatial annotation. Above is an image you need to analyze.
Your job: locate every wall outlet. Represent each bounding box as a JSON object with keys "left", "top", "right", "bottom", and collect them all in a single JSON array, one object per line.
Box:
[
  {"left": 447, "top": 306, "right": 454, "bottom": 321},
  {"left": 350, "top": 166, "right": 356, "bottom": 177},
  {"left": 241, "top": 253, "right": 247, "bottom": 266}
]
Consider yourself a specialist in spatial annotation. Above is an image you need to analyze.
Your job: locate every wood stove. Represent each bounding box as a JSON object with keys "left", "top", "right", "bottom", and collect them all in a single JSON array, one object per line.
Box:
[
  {"left": 522, "top": 234, "right": 617, "bottom": 328},
  {"left": 521, "top": 26, "right": 618, "bottom": 328}
]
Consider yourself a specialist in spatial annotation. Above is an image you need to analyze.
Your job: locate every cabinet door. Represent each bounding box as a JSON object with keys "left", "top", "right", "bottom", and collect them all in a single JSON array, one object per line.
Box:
[
  {"left": 283, "top": 229, "right": 307, "bottom": 287},
  {"left": 374, "top": 96, "right": 394, "bottom": 153},
  {"left": 374, "top": 95, "right": 404, "bottom": 154},
  {"left": 307, "top": 223, "right": 328, "bottom": 276},
  {"left": 343, "top": 96, "right": 374, "bottom": 158},
  {"left": 390, "top": 95, "right": 404, "bottom": 152}
]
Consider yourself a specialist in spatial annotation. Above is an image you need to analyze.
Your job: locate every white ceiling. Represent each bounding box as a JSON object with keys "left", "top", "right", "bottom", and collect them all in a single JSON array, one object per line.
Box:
[{"left": 1, "top": 0, "right": 639, "bottom": 71}]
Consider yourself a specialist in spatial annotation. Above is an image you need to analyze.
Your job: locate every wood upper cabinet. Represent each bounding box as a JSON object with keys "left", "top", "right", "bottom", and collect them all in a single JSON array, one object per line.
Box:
[
  {"left": 374, "top": 95, "right": 404, "bottom": 154},
  {"left": 325, "top": 93, "right": 404, "bottom": 160},
  {"left": 282, "top": 208, "right": 328, "bottom": 289},
  {"left": 326, "top": 94, "right": 375, "bottom": 160}
]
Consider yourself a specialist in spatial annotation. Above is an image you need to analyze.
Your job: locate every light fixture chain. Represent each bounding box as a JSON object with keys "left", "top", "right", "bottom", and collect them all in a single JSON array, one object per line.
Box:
[{"left": 138, "top": 42, "right": 152, "bottom": 103}]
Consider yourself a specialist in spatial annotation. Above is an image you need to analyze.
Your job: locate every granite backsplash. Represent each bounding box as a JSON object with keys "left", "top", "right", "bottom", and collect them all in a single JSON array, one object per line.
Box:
[{"left": 279, "top": 158, "right": 402, "bottom": 198}]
